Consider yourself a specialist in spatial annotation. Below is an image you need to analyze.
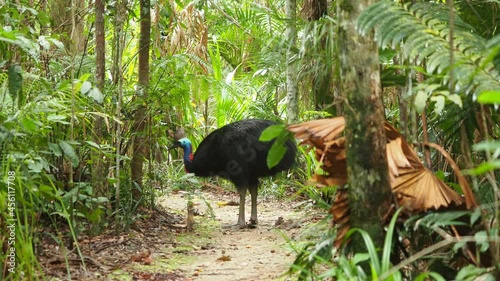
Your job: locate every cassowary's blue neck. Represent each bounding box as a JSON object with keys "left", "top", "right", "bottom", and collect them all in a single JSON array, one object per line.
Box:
[{"left": 179, "top": 138, "right": 195, "bottom": 173}]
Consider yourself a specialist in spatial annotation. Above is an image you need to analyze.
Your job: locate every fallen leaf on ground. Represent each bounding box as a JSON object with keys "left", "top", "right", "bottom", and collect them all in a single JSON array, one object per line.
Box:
[
  {"left": 216, "top": 201, "right": 239, "bottom": 207},
  {"left": 217, "top": 255, "right": 231, "bottom": 262}
]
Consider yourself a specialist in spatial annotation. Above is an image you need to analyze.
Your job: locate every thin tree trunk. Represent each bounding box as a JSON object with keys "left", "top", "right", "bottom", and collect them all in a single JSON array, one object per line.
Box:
[
  {"left": 285, "top": 0, "right": 298, "bottom": 123},
  {"left": 113, "top": 0, "right": 127, "bottom": 233},
  {"left": 338, "top": 0, "right": 392, "bottom": 252},
  {"left": 92, "top": 0, "right": 109, "bottom": 200},
  {"left": 131, "top": 0, "right": 151, "bottom": 201}
]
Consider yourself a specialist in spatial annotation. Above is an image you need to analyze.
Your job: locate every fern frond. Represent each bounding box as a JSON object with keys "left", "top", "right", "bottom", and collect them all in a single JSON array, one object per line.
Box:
[{"left": 358, "top": 1, "right": 500, "bottom": 98}]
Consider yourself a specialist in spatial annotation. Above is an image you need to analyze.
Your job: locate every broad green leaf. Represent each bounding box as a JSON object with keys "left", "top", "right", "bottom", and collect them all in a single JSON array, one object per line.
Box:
[
  {"left": 46, "top": 37, "right": 64, "bottom": 49},
  {"left": 470, "top": 208, "right": 482, "bottom": 225},
  {"left": 430, "top": 95, "right": 445, "bottom": 114},
  {"left": 96, "top": 197, "right": 109, "bottom": 203},
  {"left": 435, "top": 170, "right": 445, "bottom": 180},
  {"left": 21, "top": 117, "right": 38, "bottom": 132},
  {"left": 259, "top": 124, "right": 284, "bottom": 141},
  {"left": 446, "top": 94, "right": 462, "bottom": 108},
  {"left": 48, "top": 142, "right": 63, "bottom": 157},
  {"left": 87, "top": 208, "right": 103, "bottom": 222},
  {"left": 47, "top": 114, "right": 68, "bottom": 122},
  {"left": 80, "top": 81, "right": 92, "bottom": 94},
  {"left": 267, "top": 141, "right": 286, "bottom": 169},
  {"left": 352, "top": 253, "right": 370, "bottom": 265},
  {"left": 88, "top": 87, "right": 104, "bottom": 103},
  {"left": 456, "top": 265, "right": 490, "bottom": 281},
  {"left": 79, "top": 73, "right": 91, "bottom": 81},
  {"left": 38, "top": 36, "right": 50, "bottom": 50},
  {"left": 464, "top": 161, "right": 500, "bottom": 176},
  {"left": 474, "top": 231, "right": 490, "bottom": 252},
  {"left": 414, "top": 90, "right": 428, "bottom": 113},
  {"left": 477, "top": 90, "right": 500, "bottom": 104},
  {"left": 59, "top": 141, "right": 79, "bottom": 167},
  {"left": 85, "top": 141, "right": 101, "bottom": 149},
  {"left": 28, "top": 160, "right": 44, "bottom": 173},
  {"left": 473, "top": 140, "right": 500, "bottom": 152}
]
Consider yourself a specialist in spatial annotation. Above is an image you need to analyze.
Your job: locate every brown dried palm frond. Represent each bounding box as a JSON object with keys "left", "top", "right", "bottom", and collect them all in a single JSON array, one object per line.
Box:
[
  {"left": 329, "top": 188, "right": 349, "bottom": 249},
  {"left": 392, "top": 167, "right": 464, "bottom": 212},
  {"left": 288, "top": 117, "right": 471, "bottom": 248}
]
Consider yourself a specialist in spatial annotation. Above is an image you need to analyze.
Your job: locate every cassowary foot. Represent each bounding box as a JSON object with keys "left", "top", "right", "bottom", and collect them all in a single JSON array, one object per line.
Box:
[
  {"left": 222, "top": 223, "right": 248, "bottom": 230},
  {"left": 222, "top": 220, "right": 257, "bottom": 229}
]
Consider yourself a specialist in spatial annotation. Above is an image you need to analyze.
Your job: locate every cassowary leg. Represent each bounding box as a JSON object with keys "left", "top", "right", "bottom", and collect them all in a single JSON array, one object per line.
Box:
[
  {"left": 249, "top": 185, "right": 258, "bottom": 226},
  {"left": 237, "top": 188, "right": 247, "bottom": 228}
]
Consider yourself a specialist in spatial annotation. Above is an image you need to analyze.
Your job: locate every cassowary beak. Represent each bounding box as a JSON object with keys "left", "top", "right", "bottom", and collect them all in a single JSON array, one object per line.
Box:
[{"left": 169, "top": 141, "right": 181, "bottom": 150}]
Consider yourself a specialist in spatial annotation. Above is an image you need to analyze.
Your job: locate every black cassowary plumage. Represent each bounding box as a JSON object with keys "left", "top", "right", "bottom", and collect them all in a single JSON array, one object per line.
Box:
[{"left": 170, "top": 119, "right": 296, "bottom": 228}]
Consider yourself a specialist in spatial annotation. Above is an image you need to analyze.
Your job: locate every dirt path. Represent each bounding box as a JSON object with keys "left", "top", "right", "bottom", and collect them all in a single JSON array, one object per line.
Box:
[
  {"left": 39, "top": 188, "right": 320, "bottom": 280},
  {"left": 158, "top": 190, "right": 312, "bottom": 281}
]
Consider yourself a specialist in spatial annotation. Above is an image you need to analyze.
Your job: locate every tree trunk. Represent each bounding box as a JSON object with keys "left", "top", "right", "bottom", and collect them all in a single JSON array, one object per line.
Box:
[
  {"left": 285, "top": 0, "right": 298, "bottom": 123},
  {"left": 92, "top": 0, "right": 109, "bottom": 200},
  {"left": 338, "top": 0, "right": 392, "bottom": 252},
  {"left": 131, "top": 0, "right": 151, "bottom": 201},
  {"left": 113, "top": 0, "right": 127, "bottom": 233},
  {"left": 50, "top": 0, "right": 85, "bottom": 53}
]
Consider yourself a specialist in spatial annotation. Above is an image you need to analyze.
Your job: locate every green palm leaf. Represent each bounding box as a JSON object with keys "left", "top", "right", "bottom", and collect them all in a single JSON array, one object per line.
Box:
[{"left": 358, "top": 1, "right": 500, "bottom": 99}]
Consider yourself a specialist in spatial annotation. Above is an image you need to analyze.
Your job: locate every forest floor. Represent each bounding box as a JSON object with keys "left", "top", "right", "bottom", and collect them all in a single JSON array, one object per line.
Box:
[{"left": 40, "top": 186, "right": 327, "bottom": 281}]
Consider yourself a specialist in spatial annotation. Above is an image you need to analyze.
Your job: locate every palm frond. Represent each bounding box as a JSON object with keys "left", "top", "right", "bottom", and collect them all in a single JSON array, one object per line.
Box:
[{"left": 357, "top": 1, "right": 500, "bottom": 98}]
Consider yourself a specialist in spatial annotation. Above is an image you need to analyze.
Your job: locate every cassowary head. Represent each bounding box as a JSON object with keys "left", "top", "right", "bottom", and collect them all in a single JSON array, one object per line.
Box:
[
  {"left": 171, "top": 137, "right": 191, "bottom": 150},
  {"left": 170, "top": 138, "right": 194, "bottom": 170}
]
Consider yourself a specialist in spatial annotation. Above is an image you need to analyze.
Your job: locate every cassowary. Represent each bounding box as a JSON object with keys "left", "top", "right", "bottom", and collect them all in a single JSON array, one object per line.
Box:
[{"left": 170, "top": 119, "right": 296, "bottom": 228}]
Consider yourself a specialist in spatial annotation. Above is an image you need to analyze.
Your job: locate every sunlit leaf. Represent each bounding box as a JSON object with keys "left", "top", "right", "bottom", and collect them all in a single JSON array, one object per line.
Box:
[
  {"left": 80, "top": 81, "right": 92, "bottom": 94},
  {"left": 446, "top": 94, "right": 462, "bottom": 108},
  {"left": 47, "top": 114, "right": 68, "bottom": 123},
  {"left": 473, "top": 140, "right": 500, "bottom": 153},
  {"left": 38, "top": 35, "right": 50, "bottom": 50},
  {"left": 414, "top": 90, "right": 427, "bottom": 113},
  {"left": 430, "top": 95, "right": 445, "bottom": 114},
  {"left": 477, "top": 90, "right": 500, "bottom": 104},
  {"left": 463, "top": 161, "right": 500, "bottom": 176},
  {"left": 88, "top": 87, "right": 104, "bottom": 103},
  {"left": 225, "top": 68, "right": 237, "bottom": 84},
  {"left": 259, "top": 124, "right": 284, "bottom": 141}
]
